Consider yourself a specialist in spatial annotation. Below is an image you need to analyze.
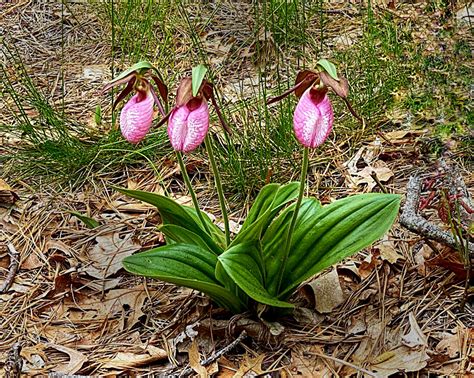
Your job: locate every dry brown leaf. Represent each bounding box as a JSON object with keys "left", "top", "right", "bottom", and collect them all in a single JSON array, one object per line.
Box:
[
  {"left": 103, "top": 345, "right": 167, "bottom": 369},
  {"left": 383, "top": 129, "right": 426, "bottom": 141},
  {"left": 86, "top": 231, "right": 140, "bottom": 279},
  {"left": 173, "top": 195, "right": 192, "bottom": 206},
  {"left": 402, "top": 312, "right": 427, "bottom": 347},
  {"left": 21, "top": 252, "right": 43, "bottom": 270},
  {"left": 45, "top": 240, "right": 74, "bottom": 256},
  {"left": 102, "top": 286, "right": 148, "bottom": 329},
  {"left": 287, "top": 346, "right": 330, "bottom": 376},
  {"left": 352, "top": 162, "right": 394, "bottom": 191},
  {"left": 414, "top": 244, "right": 435, "bottom": 277},
  {"left": 188, "top": 340, "right": 207, "bottom": 378},
  {"left": 233, "top": 354, "right": 266, "bottom": 378},
  {"left": 64, "top": 285, "right": 148, "bottom": 329},
  {"left": 368, "top": 313, "right": 429, "bottom": 376},
  {"left": 111, "top": 199, "right": 156, "bottom": 212},
  {"left": 377, "top": 238, "right": 404, "bottom": 264},
  {"left": 48, "top": 343, "right": 87, "bottom": 375},
  {"left": 302, "top": 269, "right": 344, "bottom": 313},
  {"left": 0, "top": 178, "right": 19, "bottom": 205},
  {"left": 435, "top": 328, "right": 464, "bottom": 358}
]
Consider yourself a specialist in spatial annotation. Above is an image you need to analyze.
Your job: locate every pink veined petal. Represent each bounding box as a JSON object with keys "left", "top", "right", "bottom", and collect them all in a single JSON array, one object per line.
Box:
[
  {"left": 167, "top": 101, "right": 209, "bottom": 153},
  {"left": 167, "top": 105, "right": 191, "bottom": 152},
  {"left": 182, "top": 100, "right": 209, "bottom": 153},
  {"left": 120, "top": 91, "right": 154, "bottom": 144},
  {"left": 293, "top": 88, "right": 334, "bottom": 148}
]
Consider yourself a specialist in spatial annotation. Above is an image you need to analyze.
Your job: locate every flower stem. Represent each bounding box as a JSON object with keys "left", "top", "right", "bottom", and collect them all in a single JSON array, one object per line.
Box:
[
  {"left": 205, "top": 135, "right": 231, "bottom": 246},
  {"left": 176, "top": 151, "right": 211, "bottom": 234},
  {"left": 276, "top": 147, "right": 309, "bottom": 295}
]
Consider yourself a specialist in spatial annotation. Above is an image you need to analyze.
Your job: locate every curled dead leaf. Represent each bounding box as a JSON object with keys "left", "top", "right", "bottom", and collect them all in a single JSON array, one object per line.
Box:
[{"left": 301, "top": 269, "right": 344, "bottom": 313}]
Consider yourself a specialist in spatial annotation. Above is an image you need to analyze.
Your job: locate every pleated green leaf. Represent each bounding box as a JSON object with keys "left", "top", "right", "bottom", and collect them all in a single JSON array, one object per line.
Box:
[
  {"left": 231, "top": 182, "right": 300, "bottom": 246},
  {"left": 263, "top": 198, "right": 322, "bottom": 296},
  {"left": 114, "top": 187, "right": 224, "bottom": 253},
  {"left": 123, "top": 244, "right": 244, "bottom": 313},
  {"left": 219, "top": 242, "right": 293, "bottom": 308},
  {"left": 275, "top": 193, "right": 401, "bottom": 298}
]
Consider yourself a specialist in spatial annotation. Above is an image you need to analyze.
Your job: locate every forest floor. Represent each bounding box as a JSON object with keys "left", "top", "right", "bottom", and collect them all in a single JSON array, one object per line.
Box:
[{"left": 0, "top": 1, "right": 473, "bottom": 376}]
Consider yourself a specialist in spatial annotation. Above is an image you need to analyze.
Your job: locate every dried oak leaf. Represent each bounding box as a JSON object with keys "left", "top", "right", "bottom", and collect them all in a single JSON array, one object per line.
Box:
[
  {"left": 369, "top": 313, "right": 429, "bottom": 376},
  {"left": 47, "top": 343, "right": 87, "bottom": 375},
  {"left": 103, "top": 345, "right": 167, "bottom": 369},
  {"left": 233, "top": 354, "right": 267, "bottom": 378},
  {"left": 86, "top": 231, "right": 140, "bottom": 279},
  {"left": 188, "top": 340, "right": 208, "bottom": 378}
]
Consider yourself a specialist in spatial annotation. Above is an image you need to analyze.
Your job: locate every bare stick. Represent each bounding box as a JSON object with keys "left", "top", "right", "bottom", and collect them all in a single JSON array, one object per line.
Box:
[
  {"left": 399, "top": 175, "right": 474, "bottom": 253},
  {"left": 4, "top": 342, "right": 22, "bottom": 378},
  {"left": 0, "top": 241, "right": 20, "bottom": 293}
]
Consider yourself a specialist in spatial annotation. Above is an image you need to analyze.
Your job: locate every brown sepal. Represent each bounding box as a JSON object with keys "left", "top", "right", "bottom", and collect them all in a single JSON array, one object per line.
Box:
[
  {"left": 101, "top": 72, "right": 136, "bottom": 94},
  {"left": 202, "top": 82, "right": 231, "bottom": 134},
  {"left": 150, "top": 74, "right": 168, "bottom": 105},
  {"left": 266, "top": 70, "right": 318, "bottom": 105},
  {"left": 149, "top": 85, "right": 166, "bottom": 116},
  {"left": 320, "top": 71, "right": 349, "bottom": 98},
  {"left": 112, "top": 76, "right": 136, "bottom": 110},
  {"left": 154, "top": 108, "right": 173, "bottom": 128},
  {"left": 294, "top": 70, "right": 319, "bottom": 98},
  {"left": 175, "top": 77, "right": 194, "bottom": 107}
]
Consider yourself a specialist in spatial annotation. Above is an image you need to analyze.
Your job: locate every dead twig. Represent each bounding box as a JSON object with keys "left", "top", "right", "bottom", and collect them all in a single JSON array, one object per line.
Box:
[
  {"left": 4, "top": 342, "right": 22, "bottom": 378},
  {"left": 400, "top": 174, "right": 474, "bottom": 254},
  {"left": 0, "top": 239, "right": 20, "bottom": 293}
]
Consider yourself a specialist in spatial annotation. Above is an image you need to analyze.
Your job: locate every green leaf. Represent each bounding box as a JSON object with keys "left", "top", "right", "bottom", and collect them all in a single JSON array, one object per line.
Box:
[
  {"left": 182, "top": 206, "right": 226, "bottom": 249},
  {"left": 114, "top": 187, "right": 224, "bottom": 254},
  {"left": 276, "top": 193, "right": 401, "bottom": 298},
  {"left": 231, "top": 182, "right": 300, "bottom": 246},
  {"left": 68, "top": 211, "right": 100, "bottom": 229},
  {"left": 215, "top": 261, "right": 250, "bottom": 307},
  {"left": 219, "top": 242, "right": 293, "bottom": 308},
  {"left": 317, "top": 59, "right": 339, "bottom": 81},
  {"left": 109, "top": 61, "right": 155, "bottom": 86},
  {"left": 159, "top": 224, "right": 210, "bottom": 250},
  {"left": 123, "top": 243, "right": 245, "bottom": 313},
  {"left": 263, "top": 198, "right": 322, "bottom": 296},
  {"left": 192, "top": 64, "right": 208, "bottom": 97}
]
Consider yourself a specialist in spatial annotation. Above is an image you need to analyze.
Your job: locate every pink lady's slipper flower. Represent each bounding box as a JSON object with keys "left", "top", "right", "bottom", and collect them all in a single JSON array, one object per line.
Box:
[
  {"left": 168, "top": 98, "right": 210, "bottom": 153},
  {"left": 120, "top": 83, "right": 155, "bottom": 144},
  {"left": 157, "top": 75, "right": 230, "bottom": 153},
  {"left": 267, "top": 61, "right": 361, "bottom": 148},
  {"left": 101, "top": 61, "right": 168, "bottom": 144},
  {"left": 293, "top": 87, "right": 334, "bottom": 148}
]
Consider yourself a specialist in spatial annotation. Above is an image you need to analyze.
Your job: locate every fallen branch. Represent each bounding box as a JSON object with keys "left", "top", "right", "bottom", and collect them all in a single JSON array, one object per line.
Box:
[
  {"left": 4, "top": 342, "right": 22, "bottom": 378},
  {"left": 0, "top": 240, "right": 20, "bottom": 293},
  {"left": 400, "top": 174, "right": 474, "bottom": 253}
]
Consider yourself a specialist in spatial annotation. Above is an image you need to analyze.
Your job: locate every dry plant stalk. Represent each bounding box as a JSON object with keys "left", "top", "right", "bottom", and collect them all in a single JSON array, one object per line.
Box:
[{"left": 0, "top": 239, "right": 20, "bottom": 293}]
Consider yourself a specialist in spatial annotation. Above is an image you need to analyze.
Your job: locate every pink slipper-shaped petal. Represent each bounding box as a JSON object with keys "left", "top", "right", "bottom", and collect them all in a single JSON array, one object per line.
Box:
[
  {"left": 182, "top": 100, "right": 209, "bottom": 153},
  {"left": 293, "top": 88, "right": 334, "bottom": 148},
  {"left": 168, "top": 100, "right": 209, "bottom": 153},
  {"left": 120, "top": 90, "right": 154, "bottom": 144}
]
